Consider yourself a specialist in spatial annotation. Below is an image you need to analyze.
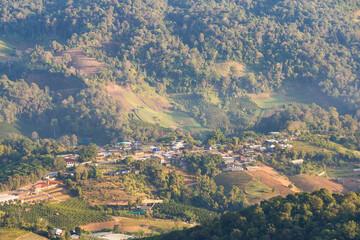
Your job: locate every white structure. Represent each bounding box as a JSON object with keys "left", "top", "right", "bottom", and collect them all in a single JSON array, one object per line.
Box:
[
  {"left": 0, "top": 194, "right": 19, "bottom": 204},
  {"left": 291, "top": 159, "right": 304, "bottom": 165},
  {"left": 53, "top": 228, "right": 63, "bottom": 236},
  {"left": 89, "top": 232, "right": 133, "bottom": 240}
]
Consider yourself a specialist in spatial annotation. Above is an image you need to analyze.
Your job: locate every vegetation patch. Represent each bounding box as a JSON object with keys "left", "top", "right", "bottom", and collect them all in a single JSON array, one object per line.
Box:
[
  {"left": 81, "top": 216, "right": 192, "bottom": 235},
  {"left": 214, "top": 171, "right": 253, "bottom": 193},
  {"left": 214, "top": 61, "right": 246, "bottom": 77},
  {"left": 244, "top": 180, "right": 275, "bottom": 203},
  {"left": 250, "top": 94, "right": 285, "bottom": 109},
  {"left": 0, "top": 228, "right": 29, "bottom": 240},
  {"left": 106, "top": 84, "right": 204, "bottom": 131}
]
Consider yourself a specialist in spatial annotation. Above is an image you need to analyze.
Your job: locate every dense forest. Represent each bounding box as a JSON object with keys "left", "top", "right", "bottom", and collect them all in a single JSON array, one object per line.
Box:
[
  {"left": 147, "top": 189, "right": 360, "bottom": 240},
  {"left": 0, "top": 0, "right": 359, "bottom": 141}
]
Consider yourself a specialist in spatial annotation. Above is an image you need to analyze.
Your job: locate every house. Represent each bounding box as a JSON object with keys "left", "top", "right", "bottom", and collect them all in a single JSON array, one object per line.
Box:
[
  {"left": 43, "top": 172, "right": 58, "bottom": 180},
  {"left": 223, "top": 156, "right": 235, "bottom": 164},
  {"left": 172, "top": 140, "right": 185, "bottom": 150},
  {"left": 53, "top": 228, "right": 63, "bottom": 236},
  {"left": 65, "top": 158, "right": 78, "bottom": 168},
  {"left": 291, "top": 159, "right": 304, "bottom": 165}
]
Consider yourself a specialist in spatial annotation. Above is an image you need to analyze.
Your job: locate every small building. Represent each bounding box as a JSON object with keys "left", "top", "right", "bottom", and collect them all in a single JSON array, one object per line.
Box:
[
  {"left": 291, "top": 159, "right": 304, "bottom": 165},
  {"left": 246, "top": 166, "right": 260, "bottom": 171},
  {"left": 53, "top": 228, "right": 63, "bottom": 236},
  {"left": 89, "top": 232, "right": 133, "bottom": 240}
]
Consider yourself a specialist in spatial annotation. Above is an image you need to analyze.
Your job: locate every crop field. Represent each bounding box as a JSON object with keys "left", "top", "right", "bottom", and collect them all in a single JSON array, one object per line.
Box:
[
  {"left": 289, "top": 174, "right": 344, "bottom": 193},
  {"left": 0, "top": 228, "right": 29, "bottom": 240},
  {"left": 214, "top": 171, "right": 253, "bottom": 193},
  {"left": 106, "top": 84, "right": 205, "bottom": 132},
  {"left": 0, "top": 198, "right": 110, "bottom": 231}
]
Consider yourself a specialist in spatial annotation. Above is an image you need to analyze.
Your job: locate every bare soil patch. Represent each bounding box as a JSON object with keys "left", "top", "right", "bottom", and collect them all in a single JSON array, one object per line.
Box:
[
  {"left": 81, "top": 216, "right": 193, "bottom": 233},
  {"left": 289, "top": 174, "right": 344, "bottom": 193},
  {"left": 337, "top": 177, "right": 360, "bottom": 193}
]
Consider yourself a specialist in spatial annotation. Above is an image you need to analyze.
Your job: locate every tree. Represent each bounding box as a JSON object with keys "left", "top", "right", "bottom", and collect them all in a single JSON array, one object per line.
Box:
[{"left": 77, "top": 143, "right": 97, "bottom": 162}]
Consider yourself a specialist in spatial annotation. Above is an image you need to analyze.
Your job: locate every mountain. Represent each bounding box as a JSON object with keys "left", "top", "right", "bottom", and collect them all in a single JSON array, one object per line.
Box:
[{"left": 0, "top": 0, "right": 359, "bottom": 143}]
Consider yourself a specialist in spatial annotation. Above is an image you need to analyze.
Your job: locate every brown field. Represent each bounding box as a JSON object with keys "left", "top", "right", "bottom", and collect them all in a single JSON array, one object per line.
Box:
[
  {"left": 335, "top": 177, "right": 360, "bottom": 193},
  {"left": 81, "top": 216, "right": 193, "bottom": 234},
  {"left": 54, "top": 47, "right": 104, "bottom": 75},
  {"left": 248, "top": 163, "right": 299, "bottom": 196},
  {"left": 289, "top": 174, "right": 344, "bottom": 193},
  {"left": 106, "top": 84, "right": 171, "bottom": 112},
  {"left": 106, "top": 84, "right": 134, "bottom": 111}
]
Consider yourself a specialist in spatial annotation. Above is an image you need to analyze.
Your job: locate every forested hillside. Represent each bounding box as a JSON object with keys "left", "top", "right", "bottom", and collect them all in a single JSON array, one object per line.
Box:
[
  {"left": 0, "top": 0, "right": 360, "bottom": 141},
  {"left": 147, "top": 189, "right": 360, "bottom": 240}
]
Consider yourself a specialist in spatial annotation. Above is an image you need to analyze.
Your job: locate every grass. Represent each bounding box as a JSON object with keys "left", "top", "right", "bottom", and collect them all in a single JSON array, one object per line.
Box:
[
  {"left": 0, "top": 228, "right": 29, "bottom": 240},
  {"left": 252, "top": 94, "right": 285, "bottom": 109},
  {"left": 292, "top": 140, "right": 332, "bottom": 153},
  {"left": 244, "top": 180, "right": 275, "bottom": 203},
  {"left": 214, "top": 171, "right": 253, "bottom": 193}
]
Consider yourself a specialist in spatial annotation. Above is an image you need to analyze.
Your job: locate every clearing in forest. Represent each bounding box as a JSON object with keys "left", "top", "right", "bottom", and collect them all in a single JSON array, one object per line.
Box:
[
  {"left": 249, "top": 93, "right": 285, "bottom": 110},
  {"left": 81, "top": 216, "right": 193, "bottom": 234},
  {"left": 54, "top": 47, "right": 104, "bottom": 75},
  {"left": 106, "top": 84, "right": 206, "bottom": 131},
  {"left": 214, "top": 61, "right": 246, "bottom": 77}
]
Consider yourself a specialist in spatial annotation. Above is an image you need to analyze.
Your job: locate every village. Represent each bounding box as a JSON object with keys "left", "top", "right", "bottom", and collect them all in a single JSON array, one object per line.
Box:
[
  {"left": 0, "top": 131, "right": 303, "bottom": 206},
  {"left": 0, "top": 132, "right": 306, "bottom": 239}
]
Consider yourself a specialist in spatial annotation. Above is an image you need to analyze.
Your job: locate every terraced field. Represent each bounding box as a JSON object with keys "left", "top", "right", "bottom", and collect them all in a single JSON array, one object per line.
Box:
[{"left": 106, "top": 84, "right": 206, "bottom": 132}]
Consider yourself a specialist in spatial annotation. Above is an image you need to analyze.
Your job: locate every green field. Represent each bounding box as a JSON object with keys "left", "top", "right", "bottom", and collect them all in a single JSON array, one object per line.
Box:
[
  {"left": 214, "top": 171, "right": 253, "bottom": 193},
  {"left": 0, "top": 228, "right": 29, "bottom": 240},
  {"left": 252, "top": 94, "right": 285, "bottom": 109},
  {"left": 244, "top": 180, "right": 275, "bottom": 203}
]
